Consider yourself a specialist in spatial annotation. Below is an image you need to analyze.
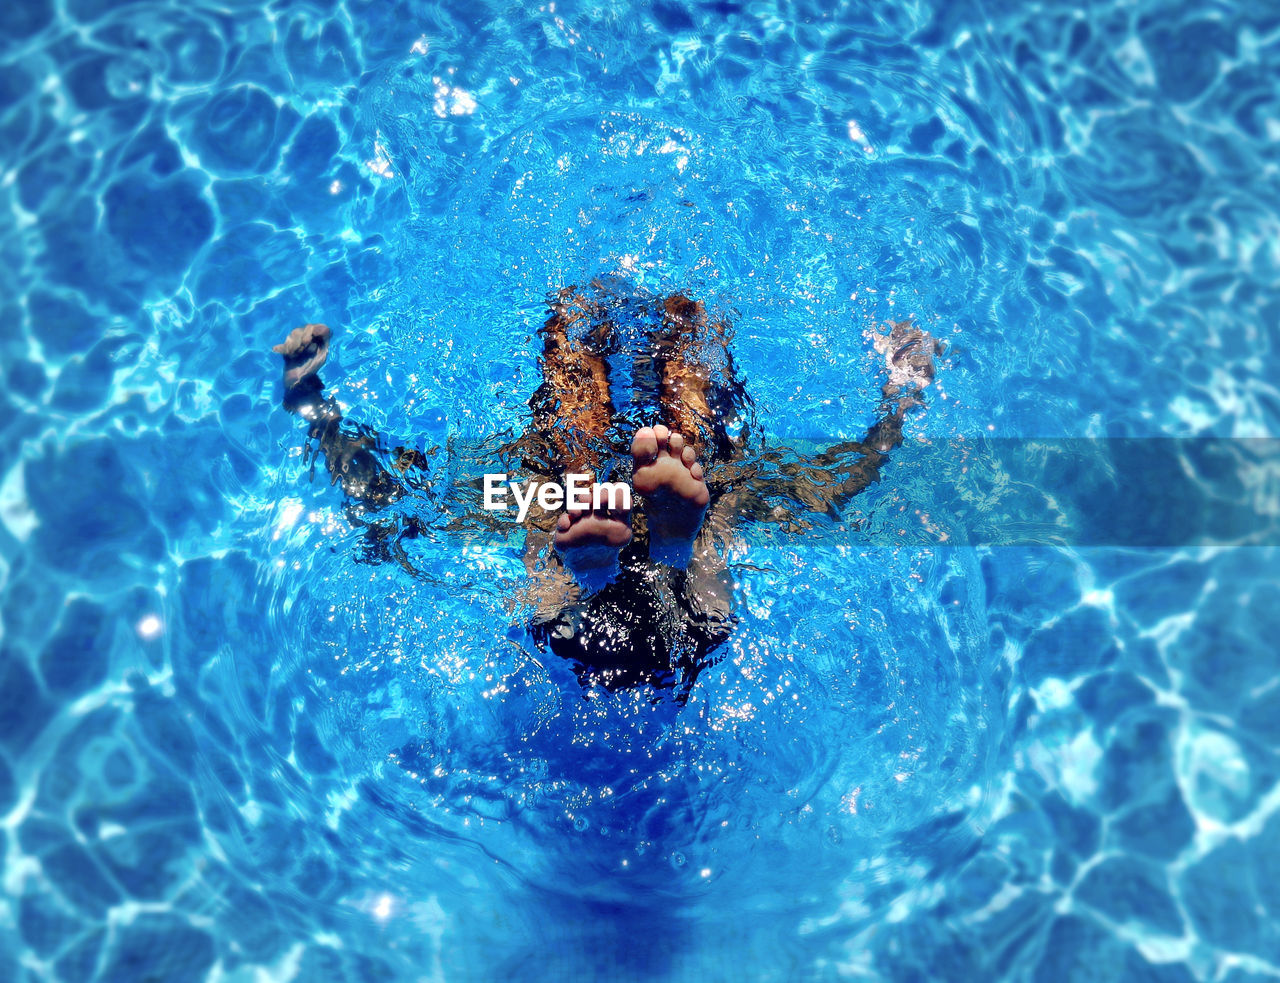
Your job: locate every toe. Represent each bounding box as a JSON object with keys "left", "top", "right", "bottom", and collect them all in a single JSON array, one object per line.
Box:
[
  {"left": 557, "top": 512, "right": 573, "bottom": 531},
  {"left": 669, "top": 432, "right": 685, "bottom": 456},
  {"left": 681, "top": 445, "right": 697, "bottom": 467},
  {"left": 565, "top": 484, "right": 591, "bottom": 514},
  {"left": 653, "top": 424, "right": 670, "bottom": 446},
  {"left": 690, "top": 462, "right": 704, "bottom": 481},
  {"left": 631, "top": 427, "right": 658, "bottom": 463}
]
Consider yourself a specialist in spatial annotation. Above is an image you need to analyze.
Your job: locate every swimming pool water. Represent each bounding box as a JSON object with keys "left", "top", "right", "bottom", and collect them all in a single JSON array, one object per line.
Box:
[{"left": 2, "top": 0, "right": 1278, "bottom": 980}]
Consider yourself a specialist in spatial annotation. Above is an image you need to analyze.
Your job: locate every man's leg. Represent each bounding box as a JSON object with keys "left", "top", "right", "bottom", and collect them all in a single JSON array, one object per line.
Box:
[
  {"left": 635, "top": 293, "right": 743, "bottom": 627},
  {"left": 529, "top": 289, "right": 616, "bottom": 472},
  {"left": 652, "top": 294, "right": 717, "bottom": 456},
  {"left": 624, "top": 293, "right": 731, "bottom": 570},
  {"left": 525, "top": 289, "right": 633, "bottom": 589}
]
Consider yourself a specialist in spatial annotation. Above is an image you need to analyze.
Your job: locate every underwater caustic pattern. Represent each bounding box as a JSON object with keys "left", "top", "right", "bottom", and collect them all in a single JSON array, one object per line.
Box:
[{"left": 2, "top": 0, "right": 1279, "bottom": 980}]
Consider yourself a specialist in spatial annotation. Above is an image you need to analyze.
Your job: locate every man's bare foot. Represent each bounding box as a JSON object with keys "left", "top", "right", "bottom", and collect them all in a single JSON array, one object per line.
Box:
[
  {"left": 273, "top": 323, "right": 332, "bottom": 390},
  {"left": 631, "top": 425, "right": 709, "bottom": 567},
  {"left": 554, "top": 478, "right": 633, "bottom": 588}
]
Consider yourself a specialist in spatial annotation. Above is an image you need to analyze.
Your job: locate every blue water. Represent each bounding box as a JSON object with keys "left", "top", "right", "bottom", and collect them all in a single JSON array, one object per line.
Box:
[{"left": 2, "top": 0, "right": 1278, "bottom": 979}]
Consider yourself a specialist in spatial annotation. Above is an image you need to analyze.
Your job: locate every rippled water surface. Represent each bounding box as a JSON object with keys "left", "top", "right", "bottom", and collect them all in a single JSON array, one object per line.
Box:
[{"left": 2, "top": 0, "right": 1279, "bottom": 980}]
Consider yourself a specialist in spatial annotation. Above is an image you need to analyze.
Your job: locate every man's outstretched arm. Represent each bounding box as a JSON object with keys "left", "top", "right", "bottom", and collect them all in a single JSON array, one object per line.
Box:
[
  {"left": 711, "top": 320, "right": 945, "bottom": 525},
  {"left": 274, "top": 322, "right": 421, "bottom": 516}
]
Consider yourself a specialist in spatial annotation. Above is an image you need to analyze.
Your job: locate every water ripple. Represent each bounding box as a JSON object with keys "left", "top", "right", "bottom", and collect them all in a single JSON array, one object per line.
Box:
[{"left": 2, "top": 0, "right": 1277, "bottom": 980}]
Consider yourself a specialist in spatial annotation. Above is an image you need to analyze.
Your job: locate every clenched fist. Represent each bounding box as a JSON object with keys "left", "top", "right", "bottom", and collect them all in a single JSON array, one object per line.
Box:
[{"left": 273, "top": 323, "right": 332, "bottom": 389}]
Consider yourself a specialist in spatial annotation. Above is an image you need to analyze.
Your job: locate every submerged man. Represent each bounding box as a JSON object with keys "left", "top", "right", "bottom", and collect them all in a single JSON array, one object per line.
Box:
[{"left": 274, "top": 283, "right": 941, "bottom": 700}]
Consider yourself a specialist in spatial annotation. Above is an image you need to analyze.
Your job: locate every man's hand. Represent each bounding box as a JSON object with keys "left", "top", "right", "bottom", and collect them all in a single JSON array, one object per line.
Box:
[
  {"left": 871, "top": 320, "right": 942, "bottom": 400},
  {"left": 273, "top": 323, "right": 332, "bottom": 389}
]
